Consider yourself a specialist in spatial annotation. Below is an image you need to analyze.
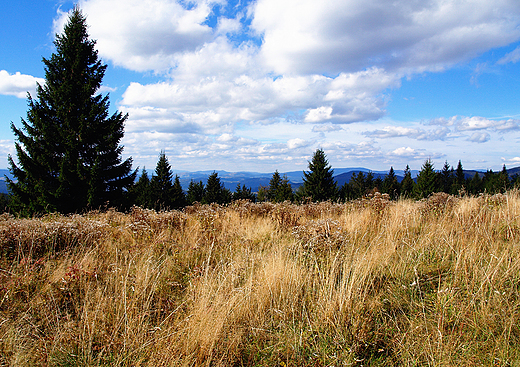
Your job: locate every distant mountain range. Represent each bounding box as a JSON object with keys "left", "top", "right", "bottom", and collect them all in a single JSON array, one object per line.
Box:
[
  {"left": 0, "top": 170, "right": 13, "bottom": 195},
  {"left": 1, "top": 166, "right": 517, "bottom": 195},
  {"left": 169, "top": 167, "right": 421, "bottom": 192}
]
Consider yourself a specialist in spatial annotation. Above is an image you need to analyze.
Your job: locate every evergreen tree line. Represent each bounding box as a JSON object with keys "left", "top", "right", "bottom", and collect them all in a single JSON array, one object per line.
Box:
[
  {"left": 4, "top": 141, "right": 520, "bottom": 214},
  {"left": 121, "top": 150, "right": 520, "bottom": 212},
  {"left": 340, "top": 159, "right": 516, "bottom": 201},
  {"left": 128, "top": 152, "right": 255, "bottom": 211}
]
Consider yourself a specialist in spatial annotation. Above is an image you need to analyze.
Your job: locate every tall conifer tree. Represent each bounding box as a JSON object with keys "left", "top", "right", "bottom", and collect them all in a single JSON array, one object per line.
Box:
[
  {"left": 267, "top": 171, "right": 293, "bottom": 202},
  {"left": 414, "top": 159, "right": 438, "bottom": 198},
  {"left": 401, "top": 165, "right": 415, "bottom": 198},
  {"left": 267, "top": 171, "right": 282, "bottom": 202},
  {"left": 301, "top": 149, "right": 338, "bottom": 202},
  {"left": 454, "top": 160, "right": 465, "bottom": 194},
  {"left": 203, "top": 172, "right": 231, "bottom": 204},
  {"left": 150, "top": 152, "right": 174, "bottom": 210},
  {"left": 132, "top": 168, "right": 152, "bottom": 208},
  {"left": 171, "top": 175, "right": 186, "bottom": 209},
  {"left": 7, "top": 7, "right": 135, "bottom": 214},
  {"left": 382, "top": 167, "right": 400, "bottom": 199},
  {"left": 187, "top": 180, "right": 205, "bottom": 205},
  {"left": 440, "top": 161, "right": 454, "bottom": 194}
]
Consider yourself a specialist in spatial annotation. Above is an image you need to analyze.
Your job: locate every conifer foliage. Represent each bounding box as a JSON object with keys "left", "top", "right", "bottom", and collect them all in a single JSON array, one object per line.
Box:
[
  {"left": 150, "top": 152, "right": 173, "bottom": 209},
  {"left": 414, "top": 159, "right": 437, "bottom": 198},
  {"left": 203, "top": 172, "right": 231, "bottom": 204},
  {"left": 7, "top": 7, "right": 135, "bottom": 214},
  {"left": 300, "top": 149, "right": 338, "bottom": 202},
  {"left": 267, "top": 171, "right": 293, "bottom": 202}
]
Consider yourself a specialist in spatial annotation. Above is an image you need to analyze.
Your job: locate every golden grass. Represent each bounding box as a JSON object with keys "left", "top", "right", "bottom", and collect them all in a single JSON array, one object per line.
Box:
[{"left": 1, "top": 193, "right": 520, "bottom": 366}]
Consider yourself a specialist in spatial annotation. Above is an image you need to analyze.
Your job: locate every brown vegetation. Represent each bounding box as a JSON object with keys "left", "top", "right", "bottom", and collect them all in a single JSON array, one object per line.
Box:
[{"left": 1, "top": 192, "right": 520, "bottom": 366}]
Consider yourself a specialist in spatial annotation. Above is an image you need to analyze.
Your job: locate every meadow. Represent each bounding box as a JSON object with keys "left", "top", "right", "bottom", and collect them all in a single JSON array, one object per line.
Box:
[{"left": 1, "top": 192, "right": 520, "bottom": 366}]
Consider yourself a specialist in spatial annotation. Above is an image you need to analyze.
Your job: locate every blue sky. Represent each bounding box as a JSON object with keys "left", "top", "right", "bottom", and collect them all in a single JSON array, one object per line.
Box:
[{"left": 2, "top": 0, "right": 520, "bottom": 174}]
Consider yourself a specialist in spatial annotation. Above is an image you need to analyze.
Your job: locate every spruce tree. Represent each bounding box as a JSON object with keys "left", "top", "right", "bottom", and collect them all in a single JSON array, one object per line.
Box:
[
  {"left": 171, "top": 175, "right": 186, "bottom": 209},
  {"left": 203, "top": 172, "right": 230, "bottom": 204},
  {"left": 468, "top": 172, "right": 483, "bottom": 195},
  {"left": 440, "top": 161, "right": 454, "bottom": 194},
  {"left": 278, "top": 175, "right": 294, "bottom": 202},
  {"left": 454, "top": 160, "right": 465, "bottom": 194},
  {"left": 267, "top": 171, "right": 282, "bottom": 201},
  {"left": 400, "top": 165, "right": 415, "bottom": 198},
  {"left": 483, "top": 169, "right": 497, "bottom": 193},
  {"left": 414, "top": 159, "right": 438, "bottom": 198},
  {"left": 301, "top": 149, "right": 338, "bottom": 202},
  {"left": 350, "top": 171, "right": 366, "bottom": 199},
  {"left": 132, "top": 168, "right": 152, "bottom": 208},
  {"left": 498, "top": 165, "right": 510, "bottom": 193},
  {"left": 338, "top": 181, "right": 354, "bottom": 202},
  {"left": 266, "top": 170, "right": 291, "bottom": 202},
  {"left": 365, "top": 171, "right": 375, "bottom": 192},
  {"left": 187, "top": 180, "right": 205, "bottom": 204},
  {"left": 0, "top": 194, "right": 9, "bottom": 214},
  {"left": 7, "top": 7, "right": 135, "bottom": 214},
  {"left": 232, "top": 184, "right": 256, "bottom": 202},
  {"left": 382, "top": 167, "right": 400, "bottom": 199},
  {"left": 256, "top": 186, "right": 268, "bottom": 202},
  {"left": 150, "top": 152, "right": 173, "bottom": 210}
]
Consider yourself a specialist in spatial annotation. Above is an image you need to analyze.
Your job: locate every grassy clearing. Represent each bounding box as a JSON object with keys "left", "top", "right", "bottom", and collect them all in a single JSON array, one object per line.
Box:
[{"left": 1, "top": 193, "right": 520, "bottom": 366}]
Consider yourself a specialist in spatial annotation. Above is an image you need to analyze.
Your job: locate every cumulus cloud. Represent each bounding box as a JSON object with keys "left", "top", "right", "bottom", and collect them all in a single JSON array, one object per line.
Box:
[
  {"left": 54, "top": 0, "right": 216, "bottom": 72},
  {"left": 0, "top": 70, "right": 44, "bottom": 98},
  {"left": 122, "top": 62, "right": 398, "bottom": 132},
  {"left": 305, "top": 107, "right": 332, "bottom": 123},
  {"left": 287, "top": 138, "right": 310, "bottom": 149},
  {"left": 468, "top": 132, "right": 490, "bottom": 143},
  {"left": 251, "top": 0, "right": 520, "bottom": 75},
  {"left": 363, "top": 126, "right": 450, "bottom": 141},
  {"left": 216, "top": 133, "right": 258, "bottom": 146},
  {"left": 456, "top": 116, "right": 497, "bottom": 131},
  {"left": 426, "top": 116, "right": 458, "bottom": 126},
  {"left": 391, "top": 147, "right": 416, "bottom": 157},
  {"left": 426, "top": 115, "right": 520, "bottom": 133}
]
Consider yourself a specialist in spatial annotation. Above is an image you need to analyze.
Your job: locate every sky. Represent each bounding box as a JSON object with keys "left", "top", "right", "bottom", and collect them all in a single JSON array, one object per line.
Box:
[{"left": 2, "top": 0, "right": 520, "bottom": 174}]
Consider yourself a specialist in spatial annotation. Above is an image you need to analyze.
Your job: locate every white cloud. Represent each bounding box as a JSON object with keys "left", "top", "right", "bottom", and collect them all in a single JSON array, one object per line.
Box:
[
  {"left": 55, "top": 0, "right": 216, "bottom": 72},
  {"left": 468, "top": 132, "right": 490, "bottom": 143},
  {"left": 305, "top": 106, "right": 332, "bottom": 123},
  {"left": 507, "top": 157, "right": 520, "bottom": 163},
  {"left": 217, "top": 17, "right": 242, "bottom": 35},
  {"left": 426, "top": 116, "right": 520, "bottom": 133},
  {"left": 456, "top": 116, "right": 496, "bottom": 131},
  {"left": 489, "top": 119, "right": 520, "bottom": 131},
  {"left": 497, "top": 46, "right": 520, "bottom": 64},
  {"left": 0, "top": 70, "right": 44, "bottom": 98},
  {"left": 312, "top": 124, "right": 342, "bottom": 133},
  {"left": 364, "top": 125, "right": 450, "bottom": 141},
  {"left": 391, "top": 147, "right": 417, "bottom": 157},
  {"left": 287, "top": 138, "right": 310, "bottom": 149},
  {"left": 122, "top": 62, "right": 398, "bottom": 132},
  {"left": 252, "top": 0, "right": 520, "bottom": 75},
  {"left": 426, "top": 116, "right": 458, "bottom": 126}
]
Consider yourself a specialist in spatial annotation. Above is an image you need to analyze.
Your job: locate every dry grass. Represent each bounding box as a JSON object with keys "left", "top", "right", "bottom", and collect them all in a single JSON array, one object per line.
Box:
[{"left": 1, "top": 192, "right": 520, "bottom": 366}]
